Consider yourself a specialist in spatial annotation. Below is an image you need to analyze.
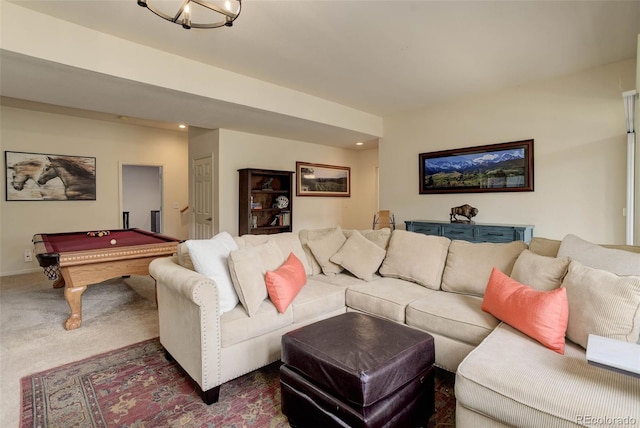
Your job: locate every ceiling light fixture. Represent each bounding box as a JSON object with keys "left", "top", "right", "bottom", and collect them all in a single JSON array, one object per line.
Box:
[
  {"left": 178, "top": 124, "right": 187, "bottom": 129},
  {"left": 137, "top": 0, "right": 241, "bottom": 30}
]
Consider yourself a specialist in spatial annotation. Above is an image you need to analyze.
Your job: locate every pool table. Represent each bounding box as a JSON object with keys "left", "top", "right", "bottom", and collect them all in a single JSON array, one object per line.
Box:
[{"left": 33, "top": 228, "right": 181, "bottom": 330}]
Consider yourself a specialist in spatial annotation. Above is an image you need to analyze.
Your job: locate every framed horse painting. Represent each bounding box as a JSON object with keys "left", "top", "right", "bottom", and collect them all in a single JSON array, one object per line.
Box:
[{"left": 5, "top": 151, "right": 96, "bottom": 201}]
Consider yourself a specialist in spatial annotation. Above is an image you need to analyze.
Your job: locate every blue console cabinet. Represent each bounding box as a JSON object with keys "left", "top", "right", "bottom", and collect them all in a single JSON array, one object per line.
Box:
[{"left": 405, "top": 220, "right": 534, "bottom": 244}]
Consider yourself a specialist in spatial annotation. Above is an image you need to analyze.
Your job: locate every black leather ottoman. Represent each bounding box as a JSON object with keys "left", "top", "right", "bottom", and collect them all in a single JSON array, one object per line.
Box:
[{"left": 280, "top": 312, "right": 435, "bottom": 428}]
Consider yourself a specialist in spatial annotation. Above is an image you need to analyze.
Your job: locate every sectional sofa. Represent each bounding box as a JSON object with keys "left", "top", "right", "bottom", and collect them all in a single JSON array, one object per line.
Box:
[{"left": 149, "top": 227, "right": 640, "bottom": 426}]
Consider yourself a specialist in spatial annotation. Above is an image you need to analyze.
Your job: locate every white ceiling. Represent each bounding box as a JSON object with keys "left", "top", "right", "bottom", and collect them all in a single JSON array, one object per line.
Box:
[{"left": 3, "top": 0, "right": 640, "bottom": 146}]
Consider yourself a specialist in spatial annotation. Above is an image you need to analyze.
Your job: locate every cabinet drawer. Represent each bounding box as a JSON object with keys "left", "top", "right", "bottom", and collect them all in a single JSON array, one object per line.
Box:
[
  {"left": 477, "top": 227, "right": 515, "bottom": 242},
  {"left": 442, "top": 225, "right": 475, "bottom": 240},
  {"left": 409, "top": 224, "right": 442, "bottom": 236}
]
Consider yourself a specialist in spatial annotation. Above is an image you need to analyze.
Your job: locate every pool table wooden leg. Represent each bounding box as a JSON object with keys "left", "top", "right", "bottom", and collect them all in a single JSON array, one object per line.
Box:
[{"left": 64, "top": 283, "right": 87, "bottom": 330}]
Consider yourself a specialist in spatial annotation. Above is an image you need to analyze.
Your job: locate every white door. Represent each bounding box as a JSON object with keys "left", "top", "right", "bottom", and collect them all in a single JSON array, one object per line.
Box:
[{"left": 193, "top": 156, "right": 213, "bottom": 239}]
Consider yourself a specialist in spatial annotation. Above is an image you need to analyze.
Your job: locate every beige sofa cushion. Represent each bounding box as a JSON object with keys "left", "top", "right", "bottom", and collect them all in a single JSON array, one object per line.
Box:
[
  {"left": 299, "top": 227, "right": 337, "bottom": 275},
  {"left": 307, "top": 226, "right": 347, "bottom": 276},
  {"left": 330, "top": 230, "right": 386, "bottom": 281},
  {"left": 407, "top": 292, "right": 499, "bottom": 346},
  {"left": 346, "top": 277, "right": 435, "bottom": 323},
  {"left": 528, "top": 237, "right": 561, "bottom": 257},
  {"left": 562, "top": 261, "right": 640, "bottom": 348},
  {"left": 557, "top": 234, "right": 640, "bottom": 276},
  {"left": 228, "top": 240, "right": 284, "bottom": 316},
  {"left": 220, "top": 300, "right": 293, "bottom": 348},
  {"left": 379, "top": 230, "right": 450, "bottom": 290},
  {"left": 344, "top": 228, "right": 392, "bottom": 249},
  {"left": 441, "top": 240, "right": 527, "bottom": 296},
  {"left": 240, "top": 232, "right": 312, "bottom": 276},
  {"left": 456, "top": 323, "right": 640, "bottom": 427},
  {"left": 176, "top": 242, "right": 195, "bottom": 271},
  {"left": 510, "top": 249, "right": 570, "bottom": 291},
  {"left": 290, "top": 278, "right": 347, "bottom": 323}
]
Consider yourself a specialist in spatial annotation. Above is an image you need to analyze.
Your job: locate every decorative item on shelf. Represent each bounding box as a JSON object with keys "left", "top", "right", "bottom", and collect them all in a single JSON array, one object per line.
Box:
[
  {"left": 136, "top": 0, "right": 241, "bottom": 30},
  {"left": 373, "top": 210, "right": 395, "bottom": 230},
  {"left": 273, "top": 195, "right": 289, "bottom": 209},
  {"left": 450, "top": 204, "right": 479, "bottom": 223},
  {"left": 262, "top": 177, "right": 274, "bottom": 190},
  {"left": 280, "top": 211, "right": 291, "bottom": 226},
  {"left": 251, "top": 215, "right": 258, "bottom": 229},
  {"left": 250, "top": 196, "right": 262, "bottom": 210}
]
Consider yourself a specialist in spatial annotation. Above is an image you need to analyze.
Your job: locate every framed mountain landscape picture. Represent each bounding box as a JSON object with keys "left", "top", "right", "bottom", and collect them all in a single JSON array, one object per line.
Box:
[{"left": 419, "top": 140, "right": 534, "bottom": 194}]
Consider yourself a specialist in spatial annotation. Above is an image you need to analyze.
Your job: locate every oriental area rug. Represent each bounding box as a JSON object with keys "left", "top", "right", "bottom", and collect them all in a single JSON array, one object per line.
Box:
[{"left": 21, "top": 338, "right": 455, "bottom": 427}]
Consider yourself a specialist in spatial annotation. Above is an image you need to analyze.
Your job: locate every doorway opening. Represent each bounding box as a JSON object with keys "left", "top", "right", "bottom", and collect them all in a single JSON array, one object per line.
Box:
[{"left": 121, "top": 164, "right": 163, "bottom": 233}]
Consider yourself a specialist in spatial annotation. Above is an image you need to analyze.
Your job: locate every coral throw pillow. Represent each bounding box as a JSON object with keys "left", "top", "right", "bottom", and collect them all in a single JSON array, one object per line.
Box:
[
  {"left": 265, "top": 253, "right": 307, "bottom": 313},
  {"left": 481, "top": 268, "right": 569, "bottom": 354}
]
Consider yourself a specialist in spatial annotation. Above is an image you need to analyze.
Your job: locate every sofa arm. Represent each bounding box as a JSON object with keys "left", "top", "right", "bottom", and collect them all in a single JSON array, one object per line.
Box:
[
  {"left": 149, "top": 256, "right": 223, "bottom": 393},
  {"left": 150, "top": 256, "right": 218, "bottom": 305}
]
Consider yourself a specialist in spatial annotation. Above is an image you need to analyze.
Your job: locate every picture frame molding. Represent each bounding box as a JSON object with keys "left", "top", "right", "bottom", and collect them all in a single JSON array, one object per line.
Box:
[
  {"left": 419, "top": 139, "right": 534, "bottom": 194},
  {"left": 5, "top": 150, "right": 97, "bottom": 201},
  {"left": 296, "top": 161, "right": 351, "bottom": 197}
]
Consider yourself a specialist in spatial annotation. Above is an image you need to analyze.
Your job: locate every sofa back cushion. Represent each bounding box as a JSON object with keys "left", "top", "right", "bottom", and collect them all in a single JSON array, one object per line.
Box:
[
  {"left": 176, "top": 242, "right": 195, "bottom": 271},
  {"left": 240, "top": 232, "right": 312, "bottom": 276},
  {"left": 562, "top": 261, "right": 640, "bottom": 348},
  {"left": 528, "top": 237, "right": 561, "bottom": 257},
  {"left": 379, "top": 230, "right": 450, "bottom": 290},
  {"left": 558, "top": 234, "right": 640, "bottom": 276},
  {"left": 441, "top": 240, "right": 527, "bottom": 296},
  {"left": 510, "top": 249, "right": 570, "bottom": 291}
]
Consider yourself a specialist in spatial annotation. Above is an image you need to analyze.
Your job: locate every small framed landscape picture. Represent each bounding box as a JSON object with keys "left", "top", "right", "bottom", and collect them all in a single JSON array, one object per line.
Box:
[
  {"left": 5, "top": 151, "right": 97, "bottom": 201},
  {"left": 419, "top": 139, "right": 534, "bottom": 194},
  {"left": 296, "top": 162, "right": 350, "bottom": 197}
]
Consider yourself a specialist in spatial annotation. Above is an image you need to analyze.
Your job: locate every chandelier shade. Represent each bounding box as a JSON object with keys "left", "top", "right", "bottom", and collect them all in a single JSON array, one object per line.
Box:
[{"left": 137, "top": 0, "right": 241, "bottom": 29}]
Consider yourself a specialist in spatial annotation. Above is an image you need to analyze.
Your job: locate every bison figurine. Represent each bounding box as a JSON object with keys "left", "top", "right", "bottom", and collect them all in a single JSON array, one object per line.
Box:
[{"left": 450, "top": 204, "right": 479, "bottom": 223}]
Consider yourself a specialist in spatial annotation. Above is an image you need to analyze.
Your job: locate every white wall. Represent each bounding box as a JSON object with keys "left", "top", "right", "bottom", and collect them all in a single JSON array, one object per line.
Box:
[
  {"left": 215, "top": 129, "right": 378, "bottom": 236},
  {"left": 122, "top": 165, "right": 162, "bottom": 231},
  {"left": 0, "top": 105, "right": 189, "bottom": 276},
  {"left": 381, "top": 59, "right": 635, "bottom": 243}
]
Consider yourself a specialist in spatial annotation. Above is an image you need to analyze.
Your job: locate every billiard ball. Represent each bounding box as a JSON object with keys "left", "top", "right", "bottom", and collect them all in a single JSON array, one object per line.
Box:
[{"left": 110, "top": 239, "right": 117, "bottom": 245}]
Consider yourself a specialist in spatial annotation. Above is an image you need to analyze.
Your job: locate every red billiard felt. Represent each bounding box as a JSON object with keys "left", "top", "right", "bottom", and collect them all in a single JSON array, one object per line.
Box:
[{"left": 38, "top": 229, "right": 177, "bottom": 253}]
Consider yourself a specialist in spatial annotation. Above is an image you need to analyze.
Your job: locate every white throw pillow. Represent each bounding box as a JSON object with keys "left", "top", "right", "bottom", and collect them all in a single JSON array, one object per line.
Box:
[
  {"left": 557, "top": 234, "right": 640, "bottom": 276},
  {"left": 562, "top": 261, "right": 640, "bottom": 348},
  {"left": 185, "top": 231, "right": 239, "bottom": 314},
  {"left": 330, "top": 230, "right": 386, "bottom": 281}
]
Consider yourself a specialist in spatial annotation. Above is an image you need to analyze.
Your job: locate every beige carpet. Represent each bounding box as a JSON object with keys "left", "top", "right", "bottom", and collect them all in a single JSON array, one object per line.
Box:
[{"left": 0, "top": 271, "right": 159, "bottom": 427}]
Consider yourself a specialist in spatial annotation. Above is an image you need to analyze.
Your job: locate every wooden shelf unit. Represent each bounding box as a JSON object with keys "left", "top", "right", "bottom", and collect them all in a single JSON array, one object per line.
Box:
[
  {"left": 239, "top": 168, "right": 294, "bottom": 235},
  {"left": 405, "top": 220, "right": 534, "bottom": 243}
]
